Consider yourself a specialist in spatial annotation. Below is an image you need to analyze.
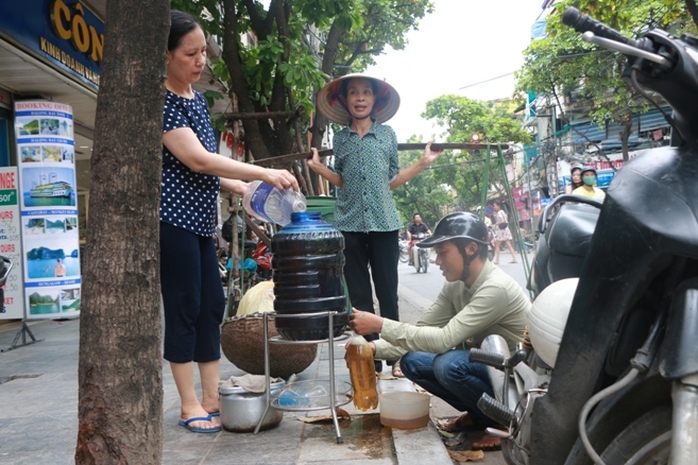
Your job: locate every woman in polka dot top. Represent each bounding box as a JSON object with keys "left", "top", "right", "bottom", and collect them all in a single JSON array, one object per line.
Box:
[{"left": 162, "top": 10, "right": 298, "bottom": 434}]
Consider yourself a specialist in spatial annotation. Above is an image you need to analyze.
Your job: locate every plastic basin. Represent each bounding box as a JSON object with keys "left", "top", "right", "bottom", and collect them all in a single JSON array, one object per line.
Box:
[{"left": 379, "top": 391, "right": 430, "bottom": 430}]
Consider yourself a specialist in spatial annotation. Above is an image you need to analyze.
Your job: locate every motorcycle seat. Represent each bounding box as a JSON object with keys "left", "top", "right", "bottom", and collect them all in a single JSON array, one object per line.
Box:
[
  {"left": 546, "top": 203, "right": 599, "bottom": 257},
  {"left": 531, "top": 203, "right": 600, "bottom": 291}
]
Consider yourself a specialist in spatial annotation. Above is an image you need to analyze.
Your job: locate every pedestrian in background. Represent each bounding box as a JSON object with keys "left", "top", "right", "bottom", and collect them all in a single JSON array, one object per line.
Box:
[
  {"left": 492, "top": 201, "right": 518, "bottom": 264},
  {"left": 565, "top": 163, "right": 584, "bottom": 194}
]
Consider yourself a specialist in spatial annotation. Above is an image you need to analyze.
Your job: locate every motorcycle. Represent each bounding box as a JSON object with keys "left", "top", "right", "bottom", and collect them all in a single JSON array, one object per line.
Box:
[
  {"left": 398, "top": 239, "right": 410, "bottom": 264},
  {"left": 469, "top": 8, "right": 698, "bottom": 465},
  {"left": 410, "top": 232, "right": 430, "bottom": 273},
  {"left": 0, "top": 256, "right": 12, "bottom": 313},
  {"left": 487, "top": 226, "right": 496, "bottom": 261}
]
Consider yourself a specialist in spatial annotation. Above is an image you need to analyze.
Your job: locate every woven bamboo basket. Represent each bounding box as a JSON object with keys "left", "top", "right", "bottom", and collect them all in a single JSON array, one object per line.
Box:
[{"left": 221, "top": 313, "right": 318, "bottom": 379}]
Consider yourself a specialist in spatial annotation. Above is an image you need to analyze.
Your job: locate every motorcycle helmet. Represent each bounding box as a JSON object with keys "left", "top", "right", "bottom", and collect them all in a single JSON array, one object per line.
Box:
[
  {"left": 528, "top": 277, "right": 579, "bottom": 368},
  {"left": 417, "top": 212, "right": 489, "bottom": 248},
  {"left": 580, "top": 165, "right": 596, "bottom": 176},
  {"left": 570, "top": 162, "right": 583, "bottom": 175}
]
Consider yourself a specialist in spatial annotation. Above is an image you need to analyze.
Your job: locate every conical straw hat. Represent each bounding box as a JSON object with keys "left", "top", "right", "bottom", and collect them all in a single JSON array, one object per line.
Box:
[{"left": 316, "top": 74, "right": 400, "bottom": 124}]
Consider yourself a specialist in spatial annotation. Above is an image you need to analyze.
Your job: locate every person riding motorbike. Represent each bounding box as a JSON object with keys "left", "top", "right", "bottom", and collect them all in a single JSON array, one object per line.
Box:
[
  {"left": 572, "top": 165, "right": 605, "bottom": 200},
  {"left": 349, "top": 212, "right": 530, "bottom": 451},
  {"left": 564, "top": 162, "right": 584, "bottom": 194},
  {"left": 406, "top": 213, "right": 431, "bottom": 265}
]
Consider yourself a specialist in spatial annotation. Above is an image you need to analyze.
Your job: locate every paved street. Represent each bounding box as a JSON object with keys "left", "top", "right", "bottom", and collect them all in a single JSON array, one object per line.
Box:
[{"left": 0, "top": 250, "right": 529, "bottom": 465}]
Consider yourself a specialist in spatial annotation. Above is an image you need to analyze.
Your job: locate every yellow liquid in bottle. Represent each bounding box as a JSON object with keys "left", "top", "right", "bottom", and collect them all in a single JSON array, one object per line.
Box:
[{"left": 345, "top": 336, "right": 379, "bottom": 411}]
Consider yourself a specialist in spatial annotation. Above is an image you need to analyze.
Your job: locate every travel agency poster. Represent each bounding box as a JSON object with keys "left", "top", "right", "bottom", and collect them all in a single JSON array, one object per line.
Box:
[
  {"left": 0, "top": 167, "right": 25, "bottom": 319},
  {"left": 14, "top": 100, "right": 81, "bottom": 319}
]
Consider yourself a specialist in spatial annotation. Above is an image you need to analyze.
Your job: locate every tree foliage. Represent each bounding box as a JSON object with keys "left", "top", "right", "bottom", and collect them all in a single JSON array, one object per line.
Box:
[
  {"left": 516, "top": 0, "right": 693, "bottom": 160},
  {"left": 171, "top": 0, "right": 434, "bottom": 165},
  {"left": 391, "top": 144, "right": 453, "bottom": 227},
  {"left": 390, "top": 96, "right": 531, "bottom": 224},
  {"left": 422, "top": 95, "right": 532, "bottom": 145}
]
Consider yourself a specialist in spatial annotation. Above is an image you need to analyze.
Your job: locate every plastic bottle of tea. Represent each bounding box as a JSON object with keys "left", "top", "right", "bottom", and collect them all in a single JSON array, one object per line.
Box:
[{"left": 345, "top": 335, "right": 379, "bottom": 411}]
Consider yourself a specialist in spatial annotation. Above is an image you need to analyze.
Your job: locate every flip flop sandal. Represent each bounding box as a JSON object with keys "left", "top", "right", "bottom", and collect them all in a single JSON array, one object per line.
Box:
[
  {"left": 471, "top": 442, "right": 502, "bottom": 452},
  {"left": 435, "top": 415, "right": 486, "bottom": 433},
  {"left": 178, "top": 415, "right": 221, "bottom": 434},
  {"left": 471, "top": 434, "right": 502, "bottom": 451}
]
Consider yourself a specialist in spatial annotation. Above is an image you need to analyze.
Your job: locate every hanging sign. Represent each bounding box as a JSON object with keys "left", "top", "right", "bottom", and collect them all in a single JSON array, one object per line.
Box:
[
  {"left": 0, "top": 167, "right": 25, "bottom": 319},
  {"left": 14, "top": 100, "right": 81, "bottom": 319}
]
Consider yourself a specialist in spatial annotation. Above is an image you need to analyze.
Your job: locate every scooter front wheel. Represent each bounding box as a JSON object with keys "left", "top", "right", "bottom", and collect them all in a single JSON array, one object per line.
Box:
[
  {"left": 399, "top": 249, "right": 409, "bottom": 263},
  {"left": 420, "top": 250, "right": 429, "bottom": 273},
  {"left": 598, "top": 405, "right": 671, "bottom": 464}
]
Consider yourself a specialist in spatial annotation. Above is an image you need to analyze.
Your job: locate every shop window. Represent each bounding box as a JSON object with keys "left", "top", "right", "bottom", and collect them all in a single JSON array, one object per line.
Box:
[{"left": 0, "top": 109, "right": 12, "bottom": 166}]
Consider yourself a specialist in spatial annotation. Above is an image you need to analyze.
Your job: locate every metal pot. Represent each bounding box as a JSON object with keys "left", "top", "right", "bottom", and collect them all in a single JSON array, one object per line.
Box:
[{"left": 219, "top": 380, "right": 285, "bottom": 433}]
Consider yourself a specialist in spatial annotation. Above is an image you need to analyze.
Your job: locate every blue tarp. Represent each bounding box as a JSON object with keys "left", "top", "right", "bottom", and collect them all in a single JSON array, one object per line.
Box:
[{"left": 571, "top": 121, "right": 606, "bottom": 143}]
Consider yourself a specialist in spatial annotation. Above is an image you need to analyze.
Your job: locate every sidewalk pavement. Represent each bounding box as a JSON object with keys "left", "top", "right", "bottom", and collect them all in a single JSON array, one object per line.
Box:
[{"left": 0, "top": 282, "right": 505, "bottom": 465}]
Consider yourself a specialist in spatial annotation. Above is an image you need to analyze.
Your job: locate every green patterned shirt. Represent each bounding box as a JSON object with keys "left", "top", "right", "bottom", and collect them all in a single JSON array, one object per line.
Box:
[{"left": 331, "top": 122, "right": 403, "bottom": 232}]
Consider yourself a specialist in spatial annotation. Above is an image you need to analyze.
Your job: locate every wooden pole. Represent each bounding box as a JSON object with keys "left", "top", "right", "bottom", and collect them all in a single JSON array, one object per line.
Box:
[{"left": 250, "top": 143, "right": 511, "bottom": 167}]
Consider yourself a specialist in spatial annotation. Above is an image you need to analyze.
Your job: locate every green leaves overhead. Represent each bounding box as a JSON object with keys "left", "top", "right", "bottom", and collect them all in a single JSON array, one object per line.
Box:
[
  {"left": 516, "top": 0, "right": 693, "bottom": 159},
  {"left": 170, "top": 0, "right": 433, "bottom": 159},
  {"left": 422, "top": 95, "right": 532, "bottom": 145}
]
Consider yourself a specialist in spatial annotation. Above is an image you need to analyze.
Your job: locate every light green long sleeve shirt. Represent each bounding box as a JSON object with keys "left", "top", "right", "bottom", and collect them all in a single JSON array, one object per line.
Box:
[{"left": 374, "top": 260, "right": 531, "bottom": 361}]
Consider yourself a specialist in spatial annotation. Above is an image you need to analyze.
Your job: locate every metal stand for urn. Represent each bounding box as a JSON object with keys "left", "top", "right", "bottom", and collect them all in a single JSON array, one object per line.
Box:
[{"left": 254, "top": 311, "right": 351, "bottom": 443}]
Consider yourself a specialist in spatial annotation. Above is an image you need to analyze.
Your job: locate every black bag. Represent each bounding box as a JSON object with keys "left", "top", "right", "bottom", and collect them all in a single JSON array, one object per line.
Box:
[
  {"left": 222, "top": 214, "right": 234, "bottom": 242},
  {"left": 222, "top": 213, "right": 246, "bottom": 242},
  {"left": 498, "top": 222, "right": 508, "bottom": 230}
]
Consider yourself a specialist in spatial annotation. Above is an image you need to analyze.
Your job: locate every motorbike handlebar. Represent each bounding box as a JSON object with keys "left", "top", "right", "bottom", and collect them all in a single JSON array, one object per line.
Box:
[
  {"left": 562, "top": 7, "right": 637, "bottom": 48},
  {"left": 561, "top": 7, "right": 698, "bottom": 142}
]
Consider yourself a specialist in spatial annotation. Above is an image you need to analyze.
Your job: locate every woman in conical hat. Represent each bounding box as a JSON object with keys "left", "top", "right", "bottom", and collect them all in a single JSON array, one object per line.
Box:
[{"left": 309, "top": 74, "right": 442, "bottom": 377}]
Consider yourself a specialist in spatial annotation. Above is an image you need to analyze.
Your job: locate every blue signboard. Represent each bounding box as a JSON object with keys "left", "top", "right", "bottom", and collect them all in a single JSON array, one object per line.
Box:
[
  {"left": 0, "top": 0, "right": 103, "bottom": 91},
  {"left": 596, "top": 170, "right": 615, "bottom": 189}
]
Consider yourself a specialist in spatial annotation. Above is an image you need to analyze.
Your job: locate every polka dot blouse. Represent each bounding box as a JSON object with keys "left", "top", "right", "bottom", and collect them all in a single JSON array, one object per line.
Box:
[{"left": 161, "top": 89, "right": 220, "bottom": 237}]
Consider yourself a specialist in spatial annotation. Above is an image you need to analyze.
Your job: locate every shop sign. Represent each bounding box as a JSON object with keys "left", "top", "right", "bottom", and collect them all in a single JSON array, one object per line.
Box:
[{"left": 0, "top": 0, "right": 103, "bottom": 90}]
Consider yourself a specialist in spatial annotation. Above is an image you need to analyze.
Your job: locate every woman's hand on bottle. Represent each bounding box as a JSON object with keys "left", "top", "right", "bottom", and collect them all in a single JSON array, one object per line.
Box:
[
  {"left": 349, "top": 309, "right": 383, "bottom": 335},
  {"left": 263, "top": 168, "right": 299, "bottom": 192}
]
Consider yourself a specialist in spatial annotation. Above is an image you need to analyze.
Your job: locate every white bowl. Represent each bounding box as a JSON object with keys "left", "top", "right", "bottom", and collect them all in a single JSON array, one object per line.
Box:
[{"left": 379, "top": 391, "right": 430, "bottom": 430}]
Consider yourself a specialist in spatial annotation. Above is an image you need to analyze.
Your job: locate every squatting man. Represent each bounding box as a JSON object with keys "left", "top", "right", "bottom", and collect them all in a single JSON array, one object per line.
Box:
[{"left": 349, "top": 211, "right": 530, "bottom": 451}]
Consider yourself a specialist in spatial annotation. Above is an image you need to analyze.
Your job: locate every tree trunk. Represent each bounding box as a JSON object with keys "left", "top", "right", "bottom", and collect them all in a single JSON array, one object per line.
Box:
[
  {"left": 687, "top": 0, "right": 698, "bottom": 29},
  {"left": 75, "top": 1, "right": 169, "bottom": 464},
  {"left": 620, "top": 117, "right": 633, "bottom": 161}
]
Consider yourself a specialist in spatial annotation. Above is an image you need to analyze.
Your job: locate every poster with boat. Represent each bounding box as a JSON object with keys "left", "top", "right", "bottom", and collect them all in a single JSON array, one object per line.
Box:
[{"left": 14, "top": 101, "right": 81, "bottom": 320}]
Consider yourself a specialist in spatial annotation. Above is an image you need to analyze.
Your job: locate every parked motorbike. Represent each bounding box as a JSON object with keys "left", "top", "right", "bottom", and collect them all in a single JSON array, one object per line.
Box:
[
  {"left": 470, "top": 8, "right": 698, "bottom": 465},
  {"left": 0, "top": 256, "right": 12, "bottom": 313},
  {"left": 487, "top": 226, "right": 496, "bottom": 261},
  {"left": 398, "top": 239, "right": 410, "bottom": 264},
  {"left": 410, "top": 232, "right": 430, "bottom": 273},
  {"left": 252, "top": 241, "right": 273, "bottom": 280}
]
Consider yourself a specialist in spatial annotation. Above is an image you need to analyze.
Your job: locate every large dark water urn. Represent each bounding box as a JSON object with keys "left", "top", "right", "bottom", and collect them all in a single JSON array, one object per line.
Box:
[{"left": 271, "top": 211, "right": 348, "bottom": 340}]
